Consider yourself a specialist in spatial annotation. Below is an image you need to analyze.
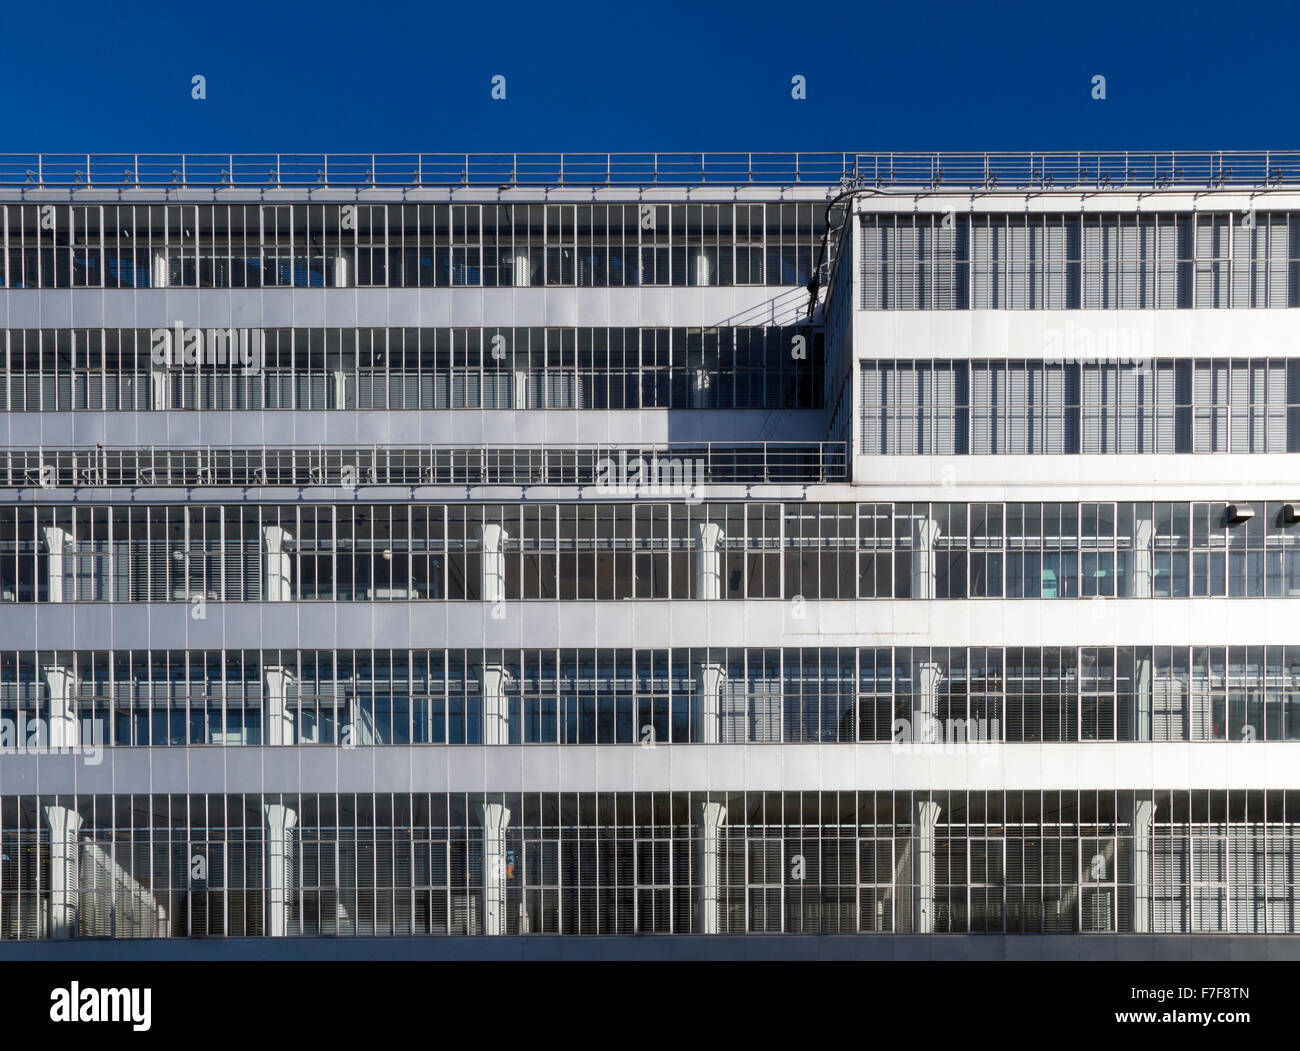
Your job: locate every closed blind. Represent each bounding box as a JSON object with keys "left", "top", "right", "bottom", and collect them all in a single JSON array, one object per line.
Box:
[{"left": 1195, "top": 215, "right": 1230, "bottom": 308}]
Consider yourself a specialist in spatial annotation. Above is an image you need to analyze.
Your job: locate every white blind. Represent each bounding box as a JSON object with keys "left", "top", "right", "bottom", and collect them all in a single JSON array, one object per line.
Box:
[
  {"left": 892, "top": 364, "right": 921, "bottom": 455},
  {"left": 1152, "top": 836, "right": 1189, "bottom": 932},
  {"left": 892, "top": 223, "right": 921, "bottom": 310},
  {"left": 1041, "top": 365, "right": 1067, "bottom": 453},
  {"left": 1152, "top": 673, "right": 1187, "bottom": 742},
  {"left": 970, "top": 221, "right": 1000, "bottom": 309},
  {"left": 1192, "top": 835, "right": 1227, "bottom": 931},
  {"left": 968, "top": 363, "right": 997, "bottom": 454},
  {"left": 930, "top": 364, "right": 957, "bottom": 454},
  {"left": 1038, "top": 221, "right": 1069, "bottom": 308},
  {"left": 859, "top": 366, "right": 885, "bottom": 454},
  {"left": 1228, "top": 827, "right": 1266, "bottom": 933},
  {"left": 1006, "top": 365, "right": 1031, "bottom": 454},
  {"left": 1195, "top": 215, "right": 1230, "bottom": 308},
  {"left": 928, "top": 222, "right": 961, "bottom": 309},
  {"left": 859, "top": 218, "right": 885, "bottom": 310}
]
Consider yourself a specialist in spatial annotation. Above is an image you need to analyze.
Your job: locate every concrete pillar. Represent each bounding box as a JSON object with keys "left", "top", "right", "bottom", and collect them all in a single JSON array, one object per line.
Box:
[
  {"left": 474, "top": 523, "right": 508, "bottom": 603},
  {"left": 331, "top": 369, "right": 348, "bottom": 410},
  {"left": 263, "top": 665, "right": 296, "bottom": 747},
  {"left": 150, "top": 247, "right": 169, "bottom": 289},
  {"left": 911, "top": 515, "right": 941, "bottom": 599},
  {"left": 44, "top": 804, "right": 82, "bottom": 939},
  {"left": 1132, "top": 798, "right": 1155, "bottom": 934},
  {"left": 694, "top": 660, "right": 726, "bottom": 743},
  {"left": 693, "top": 522, "right": 724, "bottom": 600},
  {"left": 476, "top": 803, "right": 511, "bottom": 936},
  {"left": 1131, "top": 512, "right": 1154, "bottom": 597},
  {"left": 264, "top": 802, "right": 297, "bottom": 938},
  {"left": 912, "top": 798, "right": 941, "bottom": 934},
  {"left": 41, "top": 526, "right": 72, "bottom": 603},
  {"left": 695, "top": 800, "right": 727, "bottom": 934},
  {"left": 44, "top": 665, "right": 77, "bottom": 751},
  {"left": 914, "top": 661, "right": 943, "bottom": 746},
  {"left": 262, "top": 525, "right": 293, "bottom": 602},
  {"left": 477, "top": 663, "right": 509, "bottom": 745}
]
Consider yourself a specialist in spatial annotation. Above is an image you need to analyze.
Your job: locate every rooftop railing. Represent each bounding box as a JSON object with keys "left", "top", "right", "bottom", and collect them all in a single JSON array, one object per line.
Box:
[{"left": 3, "top": 151, "right": 1300, "bottom": 190}]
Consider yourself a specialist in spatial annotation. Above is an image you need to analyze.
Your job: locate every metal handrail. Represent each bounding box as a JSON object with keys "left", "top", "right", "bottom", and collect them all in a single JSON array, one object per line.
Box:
[
  {"left": 3, "top": 441, "right": 851, "bottom": 486},
  {"left": 3, "top": 150, "right": 1300, "bottom": 189}
]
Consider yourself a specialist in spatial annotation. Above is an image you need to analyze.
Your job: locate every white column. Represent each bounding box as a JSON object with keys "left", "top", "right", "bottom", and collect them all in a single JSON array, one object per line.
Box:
[
  {"left": 475, "top": 523, "right": 508, "bottom": 603},
  {"left": 690, "top": 367, "right": 712, "bottom": 408},
  {"left": 692, "top": 249, "right": 713, "bottom": 287},
  {"left": 150, "top": 247, "right": 169, "bottom": 288},
  {"left": 912, "top": 798, "right": 941, "bottom": 934},
  {"left": 331, "top": 369, "right": 348, "bottom": 409},
  {"left": 331, "top": 253, "right": 350, "bottom": 288},
  {"left": 41, "top": 525, "right": 72, "bottom": 603},
  {"left": 150, "top": 363, "right": 169, "bottom": 410},
  {"left": 44, "top": 804, "right": 82, "bottom": 939},
  {"left": 264, "top": 803, "right": 298, "bottom": 938},
  {"left": 512, "top": 365, "right": 530, "bottom": 409},
  {"left": 1131, "top": 511, "right": 1154, "bottom": 597},
  {"left": 263, "top": 665, "right": 296, "bottom": 747},
  {"left": 1134, "top": 651, "right": 1152, "bottom": 743},
  {"left": 477, "top": 803, "right": 511, "bottom": 936},
  {"left": 911, "top": 515, "right": 941, "bottom": 599},
  {"left": 347, "top": 696, "right": 375, "bottom": 746},
  {"left": 512, "top": 251, "right": 531, "bottom": 287},
  {"left": 44, "top": 665, "right": 77, "bottom": 751},
  {"left": 696, "top": 800, "right": 727, "bottom": 934},
  {"left": 693, "top": 522, "right": 724, "bottom": 600},
  {"left": 262, "top": 525, "right": 293, "bottom": 602},
  {"left": 1133, "top": 798, "right": 1155, "bottom": 934},
  {"left": 914, "top": 661, "right": 943, "bottom": 746},
  {"left": 477, "top": 663, "right": 509, "bottom": 745},
  {"left": 694, "top": 660, "right": 726, "bottom": 743}
]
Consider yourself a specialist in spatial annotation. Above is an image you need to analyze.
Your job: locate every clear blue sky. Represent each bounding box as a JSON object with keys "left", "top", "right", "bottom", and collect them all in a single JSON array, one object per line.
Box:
[{"left": 2, "top": 0, "right": 1295, "bottom": 153}]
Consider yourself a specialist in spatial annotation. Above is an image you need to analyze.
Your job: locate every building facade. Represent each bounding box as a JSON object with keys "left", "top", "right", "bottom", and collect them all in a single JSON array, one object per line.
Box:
[{"left": 1, "top": 151, "right": 1299, "bottom": 954}]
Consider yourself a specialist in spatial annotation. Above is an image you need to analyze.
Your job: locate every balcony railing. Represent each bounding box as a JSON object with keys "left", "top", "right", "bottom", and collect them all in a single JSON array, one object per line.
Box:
[
  {"left": 1, "top": 442, "right": 849, "bottom": 487},
  {"left": 2, "top": 151, "right": 1299, "bottom": 190}
]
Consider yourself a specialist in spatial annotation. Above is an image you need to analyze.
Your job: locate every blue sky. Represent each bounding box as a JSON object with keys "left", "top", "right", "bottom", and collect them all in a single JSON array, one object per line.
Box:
[{"left": 1, "top": 0, "right": 1295, "bottom": 153}]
